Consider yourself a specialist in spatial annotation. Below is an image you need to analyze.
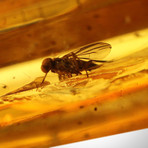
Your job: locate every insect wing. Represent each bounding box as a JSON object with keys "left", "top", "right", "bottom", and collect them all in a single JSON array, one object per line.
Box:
[{"left": 74, "top": 42, "right": 111, "bottom": 61}]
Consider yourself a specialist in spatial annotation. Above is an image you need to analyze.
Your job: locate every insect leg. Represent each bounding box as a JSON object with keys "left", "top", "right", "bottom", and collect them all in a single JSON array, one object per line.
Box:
[
  {"left": 69, "top": 73, "right": 72, "bottom": 77},
  {"left": 58, "top": 74, "right": 63, "bottom": 81},
  {"left": 67, "top": 73, "right": 72, "bottom": 78},
  {"left": 85, "top": 70, "right": 89, "bottom": 78},
  {"left": 58, "top": 74, "right": 61, "bottom": 80},
  {"left": 63, "top": 74, "right": 66, "bottom": 80},
  {"left": 84, "top": 60, "right": 94, "bottom": 77}
]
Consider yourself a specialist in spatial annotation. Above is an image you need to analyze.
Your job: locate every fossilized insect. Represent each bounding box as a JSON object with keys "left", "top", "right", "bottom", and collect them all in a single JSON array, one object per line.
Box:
[{"left": 41, "top": 42, "right": 111, "bottom": 83}]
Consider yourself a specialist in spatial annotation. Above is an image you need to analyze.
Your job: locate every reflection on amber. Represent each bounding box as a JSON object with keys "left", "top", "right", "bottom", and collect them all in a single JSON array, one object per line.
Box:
[{"left": 1, "top": 114, "right": 12, "bottom": 127}]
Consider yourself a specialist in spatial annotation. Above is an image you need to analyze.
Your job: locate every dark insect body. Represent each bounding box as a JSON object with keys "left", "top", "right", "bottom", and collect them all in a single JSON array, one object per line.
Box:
[{"left": 41, "top": 42, "right": 111, "bottom": 83}]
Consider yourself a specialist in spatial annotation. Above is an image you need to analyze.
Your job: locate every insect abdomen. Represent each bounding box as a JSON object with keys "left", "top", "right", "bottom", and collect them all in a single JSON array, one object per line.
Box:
[{"left": 78, "top": 60, "right": 98, "bottom": 71}]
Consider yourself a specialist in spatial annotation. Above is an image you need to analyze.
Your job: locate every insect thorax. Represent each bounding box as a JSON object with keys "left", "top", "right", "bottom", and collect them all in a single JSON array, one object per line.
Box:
[{"left": 51, "top": 58, "right": 97, "bottom": 75}]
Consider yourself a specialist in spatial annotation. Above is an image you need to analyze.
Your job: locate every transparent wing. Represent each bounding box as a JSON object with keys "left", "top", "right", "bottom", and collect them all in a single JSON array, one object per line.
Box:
[{"left": 62, "top": 42, "right": 111, "bottom": 61}]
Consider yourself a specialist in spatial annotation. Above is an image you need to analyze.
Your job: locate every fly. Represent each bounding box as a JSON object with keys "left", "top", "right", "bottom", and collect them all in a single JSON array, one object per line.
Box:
[{"left": 41, "top": 42, "right": 111, "bottom": 83}]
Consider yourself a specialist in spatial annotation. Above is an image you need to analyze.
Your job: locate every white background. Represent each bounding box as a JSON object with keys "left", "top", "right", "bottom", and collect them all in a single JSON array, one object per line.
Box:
[{"left": 53, "top": 129, "right": 148, "bottom": 148}]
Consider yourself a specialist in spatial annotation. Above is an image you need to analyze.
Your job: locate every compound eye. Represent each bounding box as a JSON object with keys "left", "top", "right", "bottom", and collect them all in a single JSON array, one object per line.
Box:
[
  {"left": 41, "top": 65, "right": 49, "bottom": 73},
  {"left": 41, "top": 58, "right": 52, "bottom": 73}
]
